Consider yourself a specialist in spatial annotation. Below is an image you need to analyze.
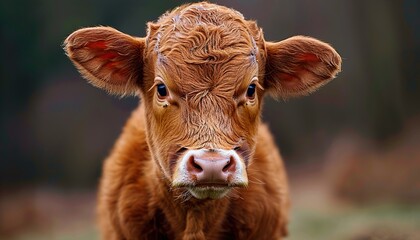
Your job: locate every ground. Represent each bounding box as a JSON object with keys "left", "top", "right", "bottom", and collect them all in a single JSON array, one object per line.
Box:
[{"left": 6, "top": 172, "right": 420, "bottom": 240}]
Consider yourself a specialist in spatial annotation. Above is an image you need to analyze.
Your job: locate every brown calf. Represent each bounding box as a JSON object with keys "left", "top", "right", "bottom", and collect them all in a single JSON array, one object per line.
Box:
[{"left": 64, "top": 2, "right": 341, "bottom": 239}]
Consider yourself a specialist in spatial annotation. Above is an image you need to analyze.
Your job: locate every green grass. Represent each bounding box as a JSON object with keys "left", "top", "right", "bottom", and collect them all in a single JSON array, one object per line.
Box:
[
  {"left": 13, "top": 228, "right": 98, "bottom": 240},
  {"left": 288, "top": 204, "right": 420, "bottom": 240}
]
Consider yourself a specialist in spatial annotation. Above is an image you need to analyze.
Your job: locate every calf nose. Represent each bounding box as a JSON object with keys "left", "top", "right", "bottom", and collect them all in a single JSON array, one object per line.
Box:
[{"left": 187, "top": 152, "right": 236, "bottom": 184}]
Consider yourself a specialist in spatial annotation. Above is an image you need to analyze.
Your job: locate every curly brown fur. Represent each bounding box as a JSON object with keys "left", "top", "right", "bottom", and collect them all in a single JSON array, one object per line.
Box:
[{"left": 63, "top": 2, "right": 341, "bottom": 239}]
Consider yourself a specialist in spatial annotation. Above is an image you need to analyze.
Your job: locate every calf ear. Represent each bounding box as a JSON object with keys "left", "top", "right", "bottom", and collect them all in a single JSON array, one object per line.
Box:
[
  {"left": 64, "top": 27, "right": 145, "bottom": 96},
  {"left": 264, "top": 36, "right": 341, "bottom": 98}
]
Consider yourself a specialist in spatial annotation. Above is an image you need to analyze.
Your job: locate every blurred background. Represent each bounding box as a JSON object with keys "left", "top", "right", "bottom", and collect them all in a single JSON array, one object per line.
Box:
[{"left": 1, "top": 0, "right": 419, "bottom": 239}]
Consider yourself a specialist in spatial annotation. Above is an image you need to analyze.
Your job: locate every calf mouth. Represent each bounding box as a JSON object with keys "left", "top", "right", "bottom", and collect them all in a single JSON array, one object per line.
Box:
[
  {"left": 189, "top": 183, "right": 248, "bottom": 199},
  {"left": 173, "top": 182, "right": 248, "bottom": 200},
  {"left": 188, "top": 186, "right": 231, "bottom": 199}
]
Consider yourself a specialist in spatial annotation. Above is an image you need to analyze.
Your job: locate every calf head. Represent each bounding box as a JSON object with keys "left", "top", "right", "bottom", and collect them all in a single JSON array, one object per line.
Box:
[{"left": 64, "top": 2, "right": 341, "bottom": 200}]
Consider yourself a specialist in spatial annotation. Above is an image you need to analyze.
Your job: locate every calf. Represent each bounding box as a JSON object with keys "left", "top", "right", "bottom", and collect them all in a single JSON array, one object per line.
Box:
[{"left": 64, "top": 2, "right": 341, "bottom": 239}]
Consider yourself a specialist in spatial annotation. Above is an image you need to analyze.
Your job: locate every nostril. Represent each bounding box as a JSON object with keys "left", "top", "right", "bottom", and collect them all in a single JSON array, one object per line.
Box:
[
  {"left": 222, "top": 160, "right": 231, "bottom": 172},
  {"left": 233, "top": 146, "right": 240, "bottom": 151},
  {"left": 222, "top": 156, "right": 236, "bottom": 173},
  {"left": 187, "top": 155, "right": 203, "bottom": 173},
  {"left": 192, "top": 160, "right": 203, "bottom": 171}
]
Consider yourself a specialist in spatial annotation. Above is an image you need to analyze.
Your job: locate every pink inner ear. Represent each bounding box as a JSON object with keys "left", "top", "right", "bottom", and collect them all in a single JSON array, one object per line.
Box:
[
  {"left": 86, "top": 41, "right": 107, "bottom": 50},
  {"left": 278, "top": 72, "right": 295, "bottom": 82},
  {"left": 104, "top": 61, "right": 119, "bottom": 69},
  {"left": 299, "top": 53, "right": 320, "bottom": 62},
  {"left": 100, "top": 52, "right": 119, "bottom": 60},
  {"left": 277, "top": 72, "right": 300, "bottom": 89}
]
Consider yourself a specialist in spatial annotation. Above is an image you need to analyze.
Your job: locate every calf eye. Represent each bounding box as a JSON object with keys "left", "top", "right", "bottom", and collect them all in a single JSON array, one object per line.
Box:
[
  {"left": 157, "top": 84, "right": 168, "bottom": 97},
  {"left": 246, "top": 84, "right": 256, "bottom": 98}
]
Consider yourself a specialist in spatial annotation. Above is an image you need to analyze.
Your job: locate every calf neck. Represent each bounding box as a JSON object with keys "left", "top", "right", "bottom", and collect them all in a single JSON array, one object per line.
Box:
[{"left": 64, "top": 2, "right": 341, "bottom": 239}]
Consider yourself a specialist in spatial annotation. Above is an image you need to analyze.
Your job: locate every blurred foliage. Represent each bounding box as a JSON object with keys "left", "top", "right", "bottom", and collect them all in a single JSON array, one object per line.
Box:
[{"left": 323, "top": 119, "right": 420, "bottom": 205}]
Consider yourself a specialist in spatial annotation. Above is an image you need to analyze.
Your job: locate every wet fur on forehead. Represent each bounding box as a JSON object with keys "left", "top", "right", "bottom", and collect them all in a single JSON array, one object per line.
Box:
[
  {"left": 151, "top": 2, "right": 258, "bottom": 58},
  {"left": 146, "top": 2, "right": 262, "bottom": 107}
]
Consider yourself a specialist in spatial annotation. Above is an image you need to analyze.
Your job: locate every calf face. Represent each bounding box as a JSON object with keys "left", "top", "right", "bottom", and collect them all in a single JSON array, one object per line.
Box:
[{"left": 64, "top": 2, "right": 341, "bottom": 200}]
